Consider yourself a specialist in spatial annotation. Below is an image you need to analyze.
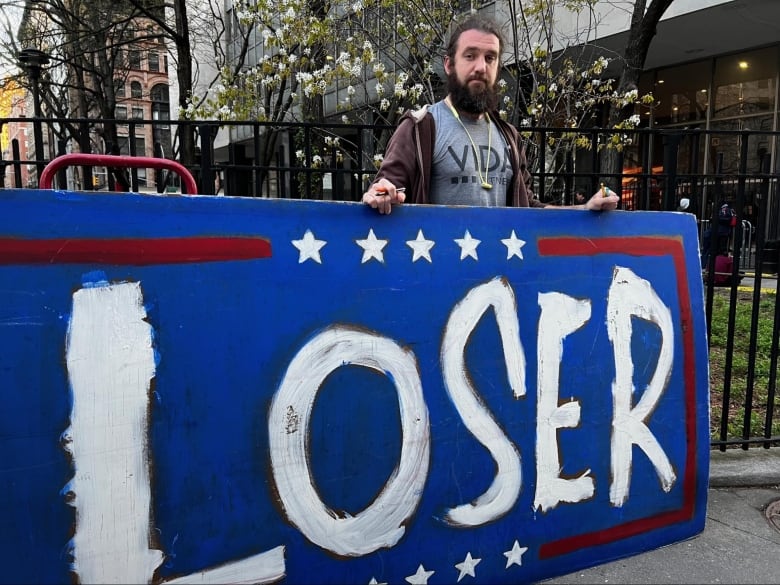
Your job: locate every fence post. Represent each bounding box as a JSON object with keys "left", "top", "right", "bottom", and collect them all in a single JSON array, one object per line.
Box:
[
  {"left": 661, "top": 131, "right": 680, "bottom": 211},
  {"left": 11, "top": 139, "right": 22, "bottom": 188},
  {"left": 198, "top": 124, "right": 214, "bottom": 195},
  {"left": 57, "top": 139, "right": 68, "bottom": 189}
]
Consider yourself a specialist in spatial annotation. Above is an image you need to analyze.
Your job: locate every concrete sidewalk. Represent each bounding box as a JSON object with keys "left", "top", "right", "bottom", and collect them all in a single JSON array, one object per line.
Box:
[{"left": 543, "top": 449, "right": 780, "bottom": 584}]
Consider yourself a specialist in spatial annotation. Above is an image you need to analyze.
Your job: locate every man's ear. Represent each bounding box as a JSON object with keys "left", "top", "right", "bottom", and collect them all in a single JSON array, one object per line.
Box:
[{"left": 443, "top": 56, "right": 452, "bottom": 75}]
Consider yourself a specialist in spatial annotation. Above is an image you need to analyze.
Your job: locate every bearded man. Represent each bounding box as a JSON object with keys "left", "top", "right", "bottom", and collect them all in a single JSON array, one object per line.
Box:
[{"left": 363, "top": 15, "right": 618, "bottom": 214}]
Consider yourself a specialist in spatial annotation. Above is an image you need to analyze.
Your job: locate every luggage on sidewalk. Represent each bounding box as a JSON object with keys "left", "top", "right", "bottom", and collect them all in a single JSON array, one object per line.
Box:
[{"left": 713, "top": 254, "right": 733, "bottom": 285}]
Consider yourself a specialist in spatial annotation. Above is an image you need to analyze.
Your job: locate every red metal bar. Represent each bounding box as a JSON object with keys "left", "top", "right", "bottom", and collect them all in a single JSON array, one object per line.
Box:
[{"left": 39, "top": 153, "right": 198, "bottom": 195}]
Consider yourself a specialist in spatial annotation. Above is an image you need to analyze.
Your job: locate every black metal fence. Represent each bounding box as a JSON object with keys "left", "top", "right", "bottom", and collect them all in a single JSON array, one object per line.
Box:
[{"left": 2, "top": 115, "right": 780, "bottom": 451}]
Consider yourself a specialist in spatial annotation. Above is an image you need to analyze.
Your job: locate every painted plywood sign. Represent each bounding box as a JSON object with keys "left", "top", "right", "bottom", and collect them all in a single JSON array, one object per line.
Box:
[{"left": 0, "top": 189, "right": 709, "bottom": 584}]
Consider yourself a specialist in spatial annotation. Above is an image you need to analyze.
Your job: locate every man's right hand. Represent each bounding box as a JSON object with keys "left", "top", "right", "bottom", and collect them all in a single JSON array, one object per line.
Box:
[{"left": 362, "top": 179, "right": 406, "bottom": 215}]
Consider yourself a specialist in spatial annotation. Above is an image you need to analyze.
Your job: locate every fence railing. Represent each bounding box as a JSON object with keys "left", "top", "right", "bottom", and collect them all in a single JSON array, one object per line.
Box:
[{"left": 2, "top": 115, "right": 780, "bottom": 451}]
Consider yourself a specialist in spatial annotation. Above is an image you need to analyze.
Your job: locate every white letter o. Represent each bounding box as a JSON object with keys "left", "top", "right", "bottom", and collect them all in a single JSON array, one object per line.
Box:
[{"left": 268, "top": 325, "right": 430, "bottom": 556}]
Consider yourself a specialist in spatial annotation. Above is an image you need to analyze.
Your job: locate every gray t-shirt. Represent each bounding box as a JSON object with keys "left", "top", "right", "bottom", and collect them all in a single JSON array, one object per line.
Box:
[{"left": 428, "top": 100, "right": 513, "bottom": 206}]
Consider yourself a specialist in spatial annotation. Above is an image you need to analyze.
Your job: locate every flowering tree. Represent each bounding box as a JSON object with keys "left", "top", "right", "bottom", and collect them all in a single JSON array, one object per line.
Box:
[
  {"left": 191, "top": 0, "right": 456, "bottom": 124},
  {"left": 501, "top": 0, "right": 655, "bottom": 200},
  {"left": 187, "top": 0, "right": 459, "bottom": 196},
  {"left": 190, "top": 0, "right": 670, "bottom": 198},
  {"left": 599, "top": 0, "right": 676, "bottom": 196}
]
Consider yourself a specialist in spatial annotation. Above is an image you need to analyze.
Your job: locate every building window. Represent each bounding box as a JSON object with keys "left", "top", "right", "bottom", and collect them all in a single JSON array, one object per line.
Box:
[
  {"left": 647, "top": 62, "right": 710, "bottom": 127},
  {"left": 713, "top": 47, "right": 777, "bottom": 119},
  {"left": 130, "top": 81, "right": 143, "bottom": 99},
  {"left": 116, "top": 105, "right": 128, "bottom": 119},
  {"left": 151, "top": 84, "right": 170, "bottom": 127},
  {"left": 129, "top": 50, "right": 141, "bottom": 70},
  {"left": 114, "top": 79, "right": 125, "bottom": 98},
  {"left": 132, "top": 107, "right": 144, "bottom": 127},
  {"left": 148, "top": 51, "right": 159, "bottom": 72},
  {"left": 119, "top": 136, "right": 147, "bottom": 157},
  {"left": 122, "top": 26, "right": 135, "bottom": 43},
  {"left": 151, "top": 83, "right": 172, "bottom": 157}
]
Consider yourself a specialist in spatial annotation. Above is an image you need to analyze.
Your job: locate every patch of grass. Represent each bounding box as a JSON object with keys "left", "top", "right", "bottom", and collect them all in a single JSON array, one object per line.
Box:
[{"left": 708, "top": 289, "right": 780, "bottom": 442}]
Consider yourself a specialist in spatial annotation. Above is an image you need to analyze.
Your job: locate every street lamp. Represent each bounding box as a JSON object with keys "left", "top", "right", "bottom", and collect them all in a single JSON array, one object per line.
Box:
[{"left": 17, "top": 48, "right": 51, "bottom": 184}]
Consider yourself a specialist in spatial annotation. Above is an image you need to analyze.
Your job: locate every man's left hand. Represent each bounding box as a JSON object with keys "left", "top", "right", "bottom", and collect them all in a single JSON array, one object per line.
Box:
[{"left": 585, "top": 188, "right": 619, "bottom": 211}]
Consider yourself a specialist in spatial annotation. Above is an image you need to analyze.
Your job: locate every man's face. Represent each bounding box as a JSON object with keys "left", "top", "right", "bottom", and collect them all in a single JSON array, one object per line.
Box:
[{"left": 445, "top": 29, "right": 500, "bottom": 115}]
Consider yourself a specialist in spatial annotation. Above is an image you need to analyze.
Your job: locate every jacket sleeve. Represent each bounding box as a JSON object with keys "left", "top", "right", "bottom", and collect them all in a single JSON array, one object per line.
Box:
[{"left": 370, "top": 117, "right": 419, "bottom": 193}]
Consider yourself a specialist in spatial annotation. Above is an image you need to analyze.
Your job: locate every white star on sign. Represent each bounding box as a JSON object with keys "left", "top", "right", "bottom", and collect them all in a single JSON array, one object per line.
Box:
[
  {"left": 368, "top": 578, "right": 387, "bottom": 585},
  {"left": 501, "top": 230, "right": 526, "bottom": 260},
  {"left": 455, "top": 552, "right": 482, "bottom": 582},
  {"left": 503, "top": 540, "right": 528, "bottom": 568},
  {"left": 356, "top": 228, "right": 388, "bottom": 264},
  {"left": 292, "top": 229, "right": 327, "bottom": 264},
  {"left": 406, "top": 229, "right": 435, "bottom": 263},
  {"left": 405, "top": 564, "right": 435, "bottom": 584},
  {"left": 454, "top": 230, "right": 481, "bottom": 261}
]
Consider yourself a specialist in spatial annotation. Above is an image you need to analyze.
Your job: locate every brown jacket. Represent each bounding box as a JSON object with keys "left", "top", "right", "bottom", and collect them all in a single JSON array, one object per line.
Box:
[{"left": 372, "top": 104, "right": 543, "bottom": 207}]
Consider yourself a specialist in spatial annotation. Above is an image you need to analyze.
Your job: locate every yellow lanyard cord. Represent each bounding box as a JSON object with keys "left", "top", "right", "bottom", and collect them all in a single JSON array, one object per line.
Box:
[{"left": 445, "top": 98, "right": 493, "bottom": 190}]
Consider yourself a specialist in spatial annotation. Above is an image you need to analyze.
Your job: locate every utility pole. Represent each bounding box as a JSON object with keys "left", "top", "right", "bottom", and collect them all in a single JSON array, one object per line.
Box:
[{"left": 17, "top": 48, "right": 51, "bottom": 185}]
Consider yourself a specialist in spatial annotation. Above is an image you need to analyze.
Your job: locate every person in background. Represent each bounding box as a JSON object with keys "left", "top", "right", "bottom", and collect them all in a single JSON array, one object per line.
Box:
[
  {"left": 574, "top": 190, "right": 587, "bottom": 205},
  {"left": 362, "top": 14, "right": 619, "bottom": 215},
  {"left": 701, "top": 198, "right": 736, "bottom": 268}
]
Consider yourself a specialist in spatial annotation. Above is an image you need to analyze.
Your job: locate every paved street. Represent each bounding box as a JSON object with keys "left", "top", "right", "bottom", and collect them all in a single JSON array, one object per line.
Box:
[{"left": 543, "top": 449, "right": 780, "bottom": 584}]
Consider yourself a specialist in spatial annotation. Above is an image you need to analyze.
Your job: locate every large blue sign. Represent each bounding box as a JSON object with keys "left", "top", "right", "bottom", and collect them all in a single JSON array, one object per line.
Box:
[{"left": 0, "top": 189, "right": 709, "bottom": 584}]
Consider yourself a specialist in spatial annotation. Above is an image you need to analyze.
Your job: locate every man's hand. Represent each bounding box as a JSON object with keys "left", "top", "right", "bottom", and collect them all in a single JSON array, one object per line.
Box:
[
  {"left": 584, "top": 187, "right": 619, "bottom": 211},
  {"left": 362, "top": 179, "right": 406, "bottom": 215}
]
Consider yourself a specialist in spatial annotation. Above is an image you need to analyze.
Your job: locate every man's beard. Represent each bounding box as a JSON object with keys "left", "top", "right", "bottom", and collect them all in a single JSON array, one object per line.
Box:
[{"left": 447, "top": 70, "right": 499, "bottom": 115}]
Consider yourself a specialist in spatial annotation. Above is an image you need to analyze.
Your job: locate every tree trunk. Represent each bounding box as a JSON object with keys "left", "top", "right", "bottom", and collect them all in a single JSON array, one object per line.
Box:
[
  {"left": 600, "top": 0, "right": 675, "bottom": 186},
  {"left": 172, "top": 0, "right": 196, "bottom": 172}
]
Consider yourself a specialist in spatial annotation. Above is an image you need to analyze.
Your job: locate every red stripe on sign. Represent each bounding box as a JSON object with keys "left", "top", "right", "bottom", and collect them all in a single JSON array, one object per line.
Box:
[
  {"left": 0, "top": 237, "right": 272, "bottom": 265},
  {"left": 538, "top": 235, "right": 700, "bottom": 559}
]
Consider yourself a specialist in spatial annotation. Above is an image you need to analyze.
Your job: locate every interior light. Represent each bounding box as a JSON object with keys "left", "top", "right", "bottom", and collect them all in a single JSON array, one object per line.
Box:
[
  {"left": 739, "top": 61, "right": 749, "bottom": 70},
  {"left": 657, "top": 79, "right": 665, "bottom": 84}
]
